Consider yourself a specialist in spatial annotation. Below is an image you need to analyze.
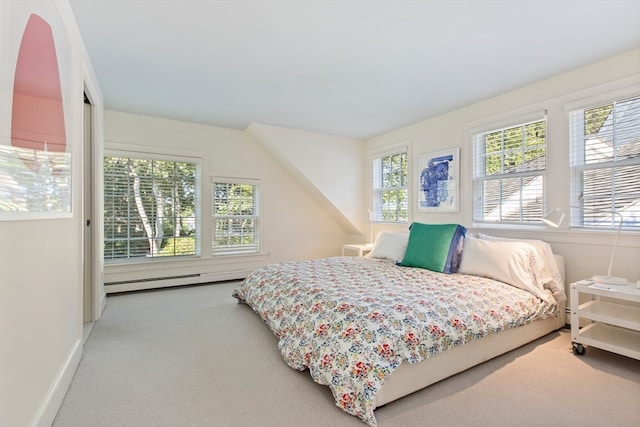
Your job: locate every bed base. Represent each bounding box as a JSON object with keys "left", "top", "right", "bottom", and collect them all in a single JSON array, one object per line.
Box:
[{"left": 374, "top": 305, "right": 565, "bottom": 408}]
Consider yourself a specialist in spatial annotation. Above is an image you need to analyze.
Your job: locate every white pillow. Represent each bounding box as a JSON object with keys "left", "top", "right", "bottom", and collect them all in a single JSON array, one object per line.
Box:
[
  {"left": 365, "top": 232, "right": 409, "bottom": 263},
  {"left": 459, "top": 237, "right": 551, "bottom": 302},
  {"left": 477, "top": 233, "right": 565, "bottom": 300}
]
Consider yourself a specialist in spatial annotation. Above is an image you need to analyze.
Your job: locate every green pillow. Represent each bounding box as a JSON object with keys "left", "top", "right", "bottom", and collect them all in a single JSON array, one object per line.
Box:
[{"left": 399, "top": 222, "right": 466, "bottom": 273}]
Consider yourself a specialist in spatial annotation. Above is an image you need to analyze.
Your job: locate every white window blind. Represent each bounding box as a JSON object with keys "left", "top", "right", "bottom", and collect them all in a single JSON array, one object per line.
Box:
[
  {"left": 372, "top": 151, "right": 408, "bottom": 222},
  {"left": 472, "top": 116, "right": 546, "bottom": 225},
  {"left": 212, "top": 177, "right": 261, "bottom": 255},
  {"left": 569, "top": 95, "right": 640, "bottom": 230},
  {"left": 103, "top": 152, "right": 200, "bottom": 261}
]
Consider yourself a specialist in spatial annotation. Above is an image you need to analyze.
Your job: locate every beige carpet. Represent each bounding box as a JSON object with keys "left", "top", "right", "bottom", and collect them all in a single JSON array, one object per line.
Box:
[{"left": 53, "top": 281, "right": 640, "bottom": 427}]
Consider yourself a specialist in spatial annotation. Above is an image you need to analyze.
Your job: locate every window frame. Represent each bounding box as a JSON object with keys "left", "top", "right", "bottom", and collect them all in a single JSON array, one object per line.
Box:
[
  {"left": 211, "top": 176, "right": 262, "bottom": 256},
  {"left": 568, "top": 93, "right": 640, "bottom": 231},
  {"left": 371, "top": 147, "right": 409, "bottom": 223},
  {"left": 471, "top": 112, "right": 548, "bottom": 226},
  {"left": 103, "top": 149, "right": 201, "bottom": 264}
]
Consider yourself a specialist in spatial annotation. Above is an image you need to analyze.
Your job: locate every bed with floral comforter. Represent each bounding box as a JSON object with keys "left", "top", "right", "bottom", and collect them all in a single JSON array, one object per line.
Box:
[{"left": 233, "top": 256, "right": 559, "bottom": 426}]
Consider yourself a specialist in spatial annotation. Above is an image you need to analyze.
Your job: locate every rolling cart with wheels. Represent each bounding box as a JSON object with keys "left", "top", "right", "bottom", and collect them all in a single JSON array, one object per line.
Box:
[{"left": 569, "top": 280, "right": 640, "bottom": 360}]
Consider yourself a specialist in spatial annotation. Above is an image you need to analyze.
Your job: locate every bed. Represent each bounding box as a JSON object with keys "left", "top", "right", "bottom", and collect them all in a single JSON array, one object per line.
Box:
[{"left": 233, "top": 224, "right": 566, "bottom": 426}]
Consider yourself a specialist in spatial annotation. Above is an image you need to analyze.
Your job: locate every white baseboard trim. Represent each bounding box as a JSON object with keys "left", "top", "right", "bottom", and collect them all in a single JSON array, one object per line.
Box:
[
  {"left": 98, "top": 291, "right": 107, "bottom": 317},
  {"left": 105, "top": 270, "right": 249, "bottom": 293},
  {"left": 30, "top": 339, "right": 82, "bottom": 427}
]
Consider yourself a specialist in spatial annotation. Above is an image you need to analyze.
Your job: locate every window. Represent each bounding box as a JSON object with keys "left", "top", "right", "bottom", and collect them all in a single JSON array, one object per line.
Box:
[
  {"left": 212, "top": 178, "right": 261, "bottom": 255},
  {"left": 372, "top": 151, "right": 407, "bottom": 222},
  {"left": 103, "top": 153, "right": 199, "bottom": 261},
  {"left": 569, "top": 95, "right": 640, "bottom": 231},
  {"left": 472, "top": 116, "right": 546, "bottom": 225}
]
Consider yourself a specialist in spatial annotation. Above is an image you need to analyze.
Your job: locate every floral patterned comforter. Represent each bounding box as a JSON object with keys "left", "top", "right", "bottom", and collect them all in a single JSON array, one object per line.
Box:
[{"left": 233, "top": 257, "right": 558, "bottom": 426}]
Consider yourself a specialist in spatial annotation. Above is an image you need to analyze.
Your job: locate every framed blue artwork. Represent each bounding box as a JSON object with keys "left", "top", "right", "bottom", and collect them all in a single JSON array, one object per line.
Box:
[{"left": 417, "top": 147, "right": 459, "bottom": 212}]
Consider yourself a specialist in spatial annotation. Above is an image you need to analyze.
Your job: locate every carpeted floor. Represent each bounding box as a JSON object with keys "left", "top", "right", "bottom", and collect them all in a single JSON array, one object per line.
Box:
[{"left": 53, "top": 281, "right": 640, "bottom": 427}]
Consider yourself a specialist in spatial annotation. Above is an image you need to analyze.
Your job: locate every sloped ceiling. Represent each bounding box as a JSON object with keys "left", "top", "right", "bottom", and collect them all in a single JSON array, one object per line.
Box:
[
  {"left": 247, "top": 123, "right": 364, "bottom": 234},
  {"left": 69, "top": 0, "right": 640, "bottom": 140}
]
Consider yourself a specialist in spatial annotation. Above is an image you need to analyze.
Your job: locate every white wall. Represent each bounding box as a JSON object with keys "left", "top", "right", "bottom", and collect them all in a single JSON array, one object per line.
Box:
[
  {"left": 104, "top": 50, "right": 640, "bottom": 289},
  {"left": 102, "top": 110, "right": 350, "bottom": 289},
  {"left": 0, "top": 1, "right": 103, "bottom": 426},
  {"left": 365, "top": 49, "right": 640, "bottom": 286},
  {"left": 247, "top": 123, "right": 365, "bottom": 236}
]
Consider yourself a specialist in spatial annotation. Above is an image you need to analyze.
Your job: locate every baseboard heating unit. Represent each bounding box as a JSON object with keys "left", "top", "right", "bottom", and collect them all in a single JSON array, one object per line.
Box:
[{"left": 105, "top": 270, "right": 249, "bottom": 293}]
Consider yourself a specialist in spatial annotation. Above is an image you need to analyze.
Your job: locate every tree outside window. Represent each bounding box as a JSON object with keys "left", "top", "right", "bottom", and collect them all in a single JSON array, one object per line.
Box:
[
  {"left": 373, "top": 151, "right": 408, "bottom": 222},
  {"left": 212, "top": 179, "right": 260, "bottom": 255},
  {"left": 103, "top": 154, "right": 198, "bottom": 261},
  {"left": 473, "top": 119, "right": 546, "bottom": 224},
  {"left": 570, "top": 95, "right": 640, "bottom": 230}
]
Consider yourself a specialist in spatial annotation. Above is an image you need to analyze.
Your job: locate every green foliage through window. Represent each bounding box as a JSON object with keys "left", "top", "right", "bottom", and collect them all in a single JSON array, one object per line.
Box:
[
  {"left": 473, "top": 118, "right": 546, "bottom": 224},
  {"left": 570, "top": 96, "right": 640, "bottom": 230},
  {"left": 103, "top": 155, "right": 198, "bottom": 261},
  {"left": 212, "top": 180, "right": 260, "bottom": 254},
  {"left": 373, "top": 152, "right": 408, "bottom": 222}
]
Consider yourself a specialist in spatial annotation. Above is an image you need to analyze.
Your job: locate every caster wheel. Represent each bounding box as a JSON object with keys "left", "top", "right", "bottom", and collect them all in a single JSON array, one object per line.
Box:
[{"left": 572, "top": 343, "right": 585, "bottom": 355}]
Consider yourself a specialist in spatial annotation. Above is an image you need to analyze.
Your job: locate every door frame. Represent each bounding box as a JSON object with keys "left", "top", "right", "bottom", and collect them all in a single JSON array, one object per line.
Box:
[
  {"left": 83, "top": 93, "right": 93, "bottom": 323},
  {"left": 82, "top": 76, "right": 105, "bottom": 323}
]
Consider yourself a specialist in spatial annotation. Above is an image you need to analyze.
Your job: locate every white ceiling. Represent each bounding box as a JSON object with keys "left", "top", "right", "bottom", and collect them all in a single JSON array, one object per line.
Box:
[{"left": 69, "top": 0, "right": 640, "bottom": 139}]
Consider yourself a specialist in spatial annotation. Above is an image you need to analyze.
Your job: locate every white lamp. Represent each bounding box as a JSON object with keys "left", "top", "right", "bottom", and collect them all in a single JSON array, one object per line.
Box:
[{"left": 542, "top": 207, "right": 627, "bottom": 285}]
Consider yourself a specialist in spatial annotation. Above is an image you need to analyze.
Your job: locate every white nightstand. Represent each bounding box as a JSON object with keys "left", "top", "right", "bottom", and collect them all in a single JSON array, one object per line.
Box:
[
  {"left": 569, "top": 279, "right": 640, "bottom": 359},
  {"left": 341, "top": 243, "right": 374, "bottom": 257}
]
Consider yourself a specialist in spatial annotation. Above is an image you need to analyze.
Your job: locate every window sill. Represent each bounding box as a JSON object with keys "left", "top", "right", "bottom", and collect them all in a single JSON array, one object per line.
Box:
[
  {"left": 470, "top": 222, "right": 548, "bottom": 233},
  {"left": 468, "top": 225, "right": 640, "bottom": 249},
  {"left": 211, "top": 251, "right": 270, "bottom": 259},
  {"left": 105, "top": 254, "right": 202, "bottom": 267}
]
